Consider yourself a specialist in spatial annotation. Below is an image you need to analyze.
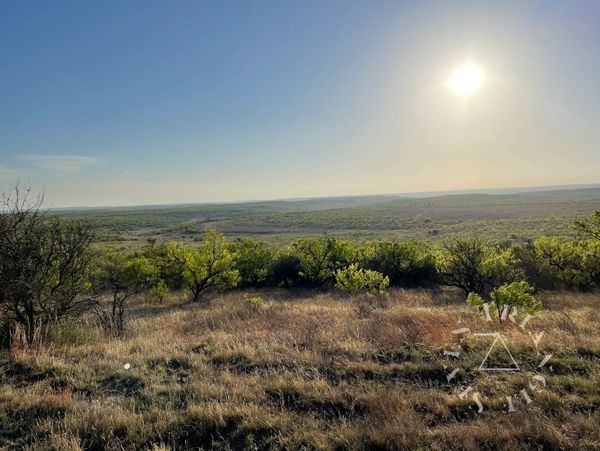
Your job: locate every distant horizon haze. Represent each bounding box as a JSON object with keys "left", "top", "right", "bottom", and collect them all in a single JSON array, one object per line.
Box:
[{"left": 47, "top": 182, "right": 600, "bottom": 210}]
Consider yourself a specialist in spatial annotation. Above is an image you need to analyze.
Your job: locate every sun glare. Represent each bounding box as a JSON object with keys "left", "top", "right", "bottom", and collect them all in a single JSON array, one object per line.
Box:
[{"left": 449, "top": 63, "right": 483, "bottom": 96}]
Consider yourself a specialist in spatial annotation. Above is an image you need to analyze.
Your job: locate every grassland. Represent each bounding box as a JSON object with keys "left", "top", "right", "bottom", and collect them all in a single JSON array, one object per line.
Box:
[
  {"left": 2, "top": 186, "right": 598, "bottom": 450},
  {"left": 60, "top": 188, "right": 600, "bottom": 245},
  {"left": 1, "top": 288, "right": 599, "bottom": 450}
]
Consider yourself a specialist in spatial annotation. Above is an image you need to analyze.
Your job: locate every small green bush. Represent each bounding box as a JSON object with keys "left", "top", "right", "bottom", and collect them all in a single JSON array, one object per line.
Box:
[
  {"left": 234, "top": 238, "right": 274, "bottom": 286},
  {"left": 149, "top": 280, "right": 169, "bottom": 303},
  {"left": 438, "top": 234, "right": 523, "bottom": 297},
  {"left": 363, "top": 239, "right": 437, "bottom": 287},
  {"left": 293, "top": 237, "right": 356, "bottom": 286},
  {"left": 335, "top": 264, "right": 389, "bottom": 297},
  {"left": 244, "top": 295, "right": 265, "bottom": 310},
  {"left": 467, "top": 280, "right": 541, "bottom": 317}
]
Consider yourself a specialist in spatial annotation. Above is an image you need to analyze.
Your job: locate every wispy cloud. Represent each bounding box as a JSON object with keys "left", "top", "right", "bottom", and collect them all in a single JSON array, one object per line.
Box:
[
  {"left": 16, "top": 154, "right": 97, "bottom": 172},
  {"left": 0, "top": 165, "right": 15, "bottom": 177}
]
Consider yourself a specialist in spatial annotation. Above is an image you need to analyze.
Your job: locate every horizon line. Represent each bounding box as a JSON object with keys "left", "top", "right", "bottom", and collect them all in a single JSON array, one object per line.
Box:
[{"left": 49, "top": 181, "right": 600, "bottom": 211}]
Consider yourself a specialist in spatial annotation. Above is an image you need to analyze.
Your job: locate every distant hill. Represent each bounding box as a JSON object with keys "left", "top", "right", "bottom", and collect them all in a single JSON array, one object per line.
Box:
[{"left": 58, "top": 186, "right": 600, "bottom": 244}]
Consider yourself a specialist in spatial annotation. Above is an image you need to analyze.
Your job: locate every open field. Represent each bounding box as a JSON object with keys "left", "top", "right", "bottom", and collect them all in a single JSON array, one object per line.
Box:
[
  {"left": 1, "top": 288, "right": 599, "bottom": 450},
  {"left": 60, "top": 188, "right": 600, "bottom": 245}
]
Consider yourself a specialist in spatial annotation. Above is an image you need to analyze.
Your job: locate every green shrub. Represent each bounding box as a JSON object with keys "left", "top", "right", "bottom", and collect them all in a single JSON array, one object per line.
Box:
[
  {"left": 335, "top": 264, "right": 389, "bottom": 297},
  {"left": 511, "top": 241, "right": 556, "bottom": 290},
  {"left": 244, "top": 295, "right": 265, "bottom": 310},
  {"left": 437, "top": 234, "right": 523, "bottom": 297},
  {"left": 293, "top": 237, "right": 356, "bottom": 286},
  {"left": 149, "top": 280, "right": 169, "bottom": 303},
  {"left": 0, "top": 187, "right": 94, "bottom": 345},
  {"left": 167, "top": 229, "right": 239, "bottom": 303},
  {"left": 270, "top": 251, "right": 302, "bottom": 287},
  {"left": 91, "top": 251, "right": 161, "bottom": 335},
  {"left": 534, "top": 236, "right": 600, "bottom": 290},
  {"left": 467, "top": 280, "right": 541, "bottom": 317},
  {"left": 142, "top": 243, "right": 185, "bottom": 290},
  {"left": 233, "top": 238, "right": 274, "bottom": 286},
  {"left": 363, "top": 239, "right": 437, "bottom": 287}
]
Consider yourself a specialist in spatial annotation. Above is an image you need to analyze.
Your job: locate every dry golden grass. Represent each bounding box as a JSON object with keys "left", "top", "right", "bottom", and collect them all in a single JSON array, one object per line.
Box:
[{"left": 1, "top": 287, "right": 599, "bottom": 450}]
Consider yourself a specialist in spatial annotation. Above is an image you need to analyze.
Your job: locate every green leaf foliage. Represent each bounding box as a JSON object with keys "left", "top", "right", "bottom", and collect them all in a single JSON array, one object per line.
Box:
[
  {"left": 335, "top": 264, "right": 389, "bottom": 297},
  {"left": 468, "top": 281, "right": 541, "bottom": 316},
  {"left": 438, "top": 234, "right": 523, "bottom": 297},
  {"left": 167, "top": 229, "right": 239, "bottom": 303},
  {"left": 534, "top": 236, "right": 600, "bottom": 290},
  {"left": 233, "top": 238, "right": 274, "bottom": 286},
  {"left": 149, "top": 279, "right": 169, "bottom": 302},
  {"left": 363, "top": 239, "right": 437, "bottom": 286},
  {"left": 293, "top": 237, "right": 356, "bottom": 286}
]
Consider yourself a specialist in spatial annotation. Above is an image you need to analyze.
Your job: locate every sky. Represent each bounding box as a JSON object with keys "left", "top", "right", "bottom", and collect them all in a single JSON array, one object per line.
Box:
[{"left": 1, "top": 0, "right": 600, "bottom": 207}]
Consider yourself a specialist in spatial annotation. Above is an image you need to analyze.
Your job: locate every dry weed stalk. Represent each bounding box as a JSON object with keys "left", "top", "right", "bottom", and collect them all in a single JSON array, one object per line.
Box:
[{"left": 9, "top": 322, "right": 50, "bottom": 361}]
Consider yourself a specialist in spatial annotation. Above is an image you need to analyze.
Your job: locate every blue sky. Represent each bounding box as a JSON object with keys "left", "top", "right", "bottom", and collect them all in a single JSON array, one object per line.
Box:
[{"left": 1, "top": 1, "right": 599, "bottom": 207}]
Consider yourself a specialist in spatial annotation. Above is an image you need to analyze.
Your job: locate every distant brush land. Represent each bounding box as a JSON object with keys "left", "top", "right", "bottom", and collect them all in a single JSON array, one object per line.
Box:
[{"left": 59, "top": 187, "right": 600, "bottom": 244}]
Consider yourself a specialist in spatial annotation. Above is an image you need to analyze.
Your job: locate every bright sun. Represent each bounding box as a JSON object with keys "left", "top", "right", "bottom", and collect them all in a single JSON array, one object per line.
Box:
[{"left": 449, "top": 63, "right": 483, "bottom": 96}]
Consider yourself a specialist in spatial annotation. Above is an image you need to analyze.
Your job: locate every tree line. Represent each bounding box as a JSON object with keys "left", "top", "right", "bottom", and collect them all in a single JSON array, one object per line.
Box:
[{"left": 1, "top": 187, "right": 599, "bottom": 344}]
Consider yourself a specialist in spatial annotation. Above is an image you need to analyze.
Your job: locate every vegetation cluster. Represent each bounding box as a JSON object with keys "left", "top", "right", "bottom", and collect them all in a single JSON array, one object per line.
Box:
[
  {"left": 1, "top": 187, "right": 599, "bottom": 343},
  {"left": 1, "top": 188, "right": 599, "bottom": 449}
]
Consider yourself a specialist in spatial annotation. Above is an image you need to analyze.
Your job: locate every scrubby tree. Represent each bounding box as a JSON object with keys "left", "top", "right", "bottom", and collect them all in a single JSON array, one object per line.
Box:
[
  {"left": 511, "top": 240, "right": 556, "bottom": 290},
  {"left": 91, "top": 252, "right": 160, "bottom": 335},
  {"left": 574, "top": 210, "right": 600, "bottom": 241},
  {"left": 573, "top": 210, "right": 600, "bottom": 271},
  {"left": 270, "top": 250, "right": 302, "bottom": 287},
  {"left": 438, "top": 235, "right": 486, "bottom": 295},
  {"left": 335, "top": 264, "right": 389, "bottom": 297},
  {"left": 438, "top": 234, "right": 523, "bottom": 298},
  {"left": 142, "top": 242, "right": 185, "bottom": 290},
  {"left": 467, "top": 281, "right": 541, "bottom": 318},
  {"left": 167, "top": 229, "right": 239, "bottom": 303},
  {"left": 293, "top": 237, "right": 356, "bottom": 286},
  {"left": 534, "top": 236, "right": 600, "bottom": 290},
  {"left": 0, "top": 187, "right": 94, "bottom": 345},
  {"left": 233, "top": 238, "right": 274, "bottom": 286},
  {"left": 364, "top": 239, "right": 437, "bottom": 286},
  {"left": 149, "top": 279, "right": 169, "bottom": 303}
]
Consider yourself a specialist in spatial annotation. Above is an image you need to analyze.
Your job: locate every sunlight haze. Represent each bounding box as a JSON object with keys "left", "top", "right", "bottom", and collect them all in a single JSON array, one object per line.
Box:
[{"left": 1, "top": 1, "right": 599, "bottom": 207}]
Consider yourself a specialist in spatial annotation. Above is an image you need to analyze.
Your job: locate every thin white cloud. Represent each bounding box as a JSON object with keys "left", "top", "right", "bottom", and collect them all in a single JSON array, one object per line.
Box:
[
  {"left": 0, "top": 165, "right": 15, "bottom": 177},
  {"left": 16, "top": 154, "right": 97, "bottom": 172}
]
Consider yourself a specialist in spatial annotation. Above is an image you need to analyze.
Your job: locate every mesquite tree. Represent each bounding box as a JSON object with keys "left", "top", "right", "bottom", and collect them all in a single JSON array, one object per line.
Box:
[
  {"left": 167, "top": 229, "right": 239, "bottom": 303},
  {"left": 437, "top": 234, "right": 522, "bottom": 298},
  {"left": 0, "top": 186, "right": 93, "bottom": 345},
  {"left": 91, "top": 252, "right": 160, "bottom": 335}
]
